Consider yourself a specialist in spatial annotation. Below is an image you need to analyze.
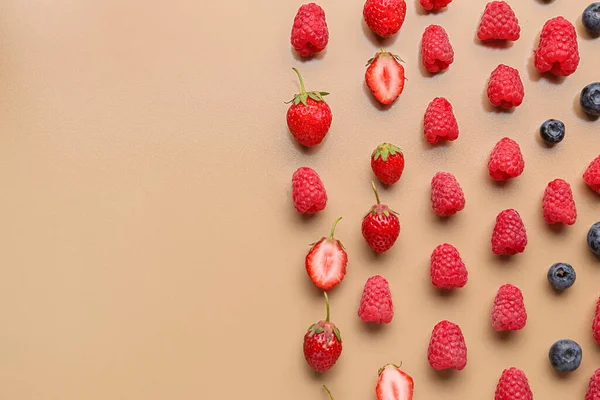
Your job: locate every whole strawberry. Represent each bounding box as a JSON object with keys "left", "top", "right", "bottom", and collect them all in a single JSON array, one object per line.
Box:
[
  {"left": 584, "top": 154, "right": 600, "bottom": 194},
  {"left": 292, "top": 167, "right": 327, "bottom": 214},
  {"left": 488, "top": 137, "right": 525, "bottom": 181},
  {"left": 592, "top": 296, "right": 600, "bottom": 345},
  {"left": 303, "top": 292, "right": 342, "bottom": 372},
  {"left": 534, "top": 16, "right": 579, "bottom": 77},
  {"left": 362, "top": 182, "right": 400, "bottom": 253},
  {"left": 371, "top": 143, "right": 405, "bottom": 185},
  {"left": 477, "top": 1, "right": 520, "bottom": 41},
  {"left": 286, "top": 68, "right": 332, "bottom": 147},
  {"left": 543, "top": 179, "right": 577, "bottom": 225},
  {"left": 491, "top": 209, "right": 527, "bottom": 255},
  {"left": 365, "top": 49, "right": 406, "bottom": 105},
  {"left": 487, "top": 64, "right": 524, "bottom": 108},
  {"left": 492, "top": 284, "right": 527, "bottom": 331},
  {"left": 290, "top": 3, "right": 329, "bottom": 57},
  {"left": 495, "top": 368, "right": 533, "bottom": 400},
  {"left": 423, "top": 97, "right": 459, "bottom": 144},
  {"left": 363, "top": 0, "right": 407, "bottom": 38},
  {"left": 430, "top": 243, "right": 468, "bottom": 289},
  {"left": 420, "top": 0, "right": 452, "bottom": 11},
  {"left": 306, "top": 217, "right": 348, "bottom": 291},
  {"left": 586, "top": 368, "right": 600, "bottom": 400},
  {"left": 376, "top": 364, "right": 414, "bottom": 400},
  {"left": 431, "top": 172, "right": 465, "bottom": 217},
  {"left": 358, "top": 275, "right": 394, "bottom": 324},
  {"left": 427, "top": 320, "right": 467, "bottom": 370},
  {"left": 421, "top": 25, "right": 454, "bottom": 73}
]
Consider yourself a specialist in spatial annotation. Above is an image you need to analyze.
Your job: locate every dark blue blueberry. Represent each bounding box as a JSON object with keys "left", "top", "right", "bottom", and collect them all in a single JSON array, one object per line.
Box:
[
  {"left": 581, "top": 83, "right": 600, "bottom": 117},
  {"left": 547, "top": 263, "right": 576, "bottom": 291},
  {"left": 589, "top": 222, "right": 600, "bottom": 257},
  {"left": 583, "top": 3, "right": 600, "bottom": 34},
  {"left": 540, "top": 119, "right": 565, "bottom": 144},
  {"left": 549, "top": 339, "right": 582, "bottom": 372}
]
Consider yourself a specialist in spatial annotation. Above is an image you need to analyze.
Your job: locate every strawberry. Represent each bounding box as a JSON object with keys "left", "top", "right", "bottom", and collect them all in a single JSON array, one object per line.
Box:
[
  {"left": 363, "top": 0, "right": 407, "bottom": 38},
  {"left": 376, "top": 364, "right": 414, "bottom": 400},
  {"left": 305, "top": 217, "right": 348, "bottom": 291},
  {"left": 371, "top": 143, "right": 405, "bottom": 185},
  {"left": 303, "top": 292, "right": 342, "bottom": 372},
  {"left": 362, "top": 182, "right": 400, "bottom": 253},
  {"left": 365, "top": 49, "right": 406, "bottom": 105}
]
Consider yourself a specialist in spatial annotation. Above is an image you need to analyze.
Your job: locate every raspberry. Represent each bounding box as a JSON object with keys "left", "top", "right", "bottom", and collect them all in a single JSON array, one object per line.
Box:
[
  {"left": 477, "top": 1, "right": 521, "bottom": 41},
  {"left": 421, "top": 25, "right": 454, "bottom": 73},
  {"left": 420, "top": 0, "right": 452, "bottom": 11},
  {"left": 592, "top": 296, "right": 600, "bottom": 345},
  {"left": 495, "top": 368, "right": 533, "bottom": 400},
  {"left": 358, "top": 275, "right": 394, "bottom": 324},
  {"left": 430, "top": 172, "right": 465, "bottom": 217},
  {"left": 430, "top": 244, "right": 468, "bottom": 289},
  {"left": 290, "top": 3, "right": 329, "bottom": 57},
  {"left": 491, "top": 209, "right": 527, "bottom": 255},
  {"left": 543, "top": 179, "right": 577, "bottom": 225},
  {"left": 427, "top": 320, "right": 467, "bottom": 370},
  {"left": 291, "top": 167, "right": 327, "bottom": 214},
  {"left": 491, "top": 284, "right": 527, "bottom": 331},
  {"left": 586, "top": 369, "right": 600, "bottom": 400},
  {"left": 487, "top": 64, "right": 524, "bottom": 108},
  {"left": 363, "top": 0, "right": 407, "bottom": 38},
  {"left": 423, "top": 97, "right": 459, "bottom": 144},
  {"left": 584, "top": 154, "right": 600, "bottom": 194},
  {"left": 534, "top": 16, "right": 580, "bottom": 77},
  {"left": 487, "top": 137, "right": 525, "bottom": 181}
]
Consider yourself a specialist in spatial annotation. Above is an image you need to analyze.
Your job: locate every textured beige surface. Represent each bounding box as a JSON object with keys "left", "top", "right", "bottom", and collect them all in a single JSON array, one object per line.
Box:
[{"left": 0, "top": 0, "right": 599, "bottom": 399}]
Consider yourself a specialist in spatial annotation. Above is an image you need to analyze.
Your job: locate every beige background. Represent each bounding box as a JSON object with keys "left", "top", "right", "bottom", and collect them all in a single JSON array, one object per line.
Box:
[{"left": 0, "top": 0, "right": 599, "bottom": 398}]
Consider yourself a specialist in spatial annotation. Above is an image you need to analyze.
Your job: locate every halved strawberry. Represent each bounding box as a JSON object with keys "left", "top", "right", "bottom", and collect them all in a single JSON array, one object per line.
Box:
[
  {"left": 365, "top": 49, "right": 406, "bottom": 105},
  {"left": 376, "top": 364, "right": 414, "bottom": 400},
  {"left": 306, "top": 217, "right": 348, "bottom": 291}
]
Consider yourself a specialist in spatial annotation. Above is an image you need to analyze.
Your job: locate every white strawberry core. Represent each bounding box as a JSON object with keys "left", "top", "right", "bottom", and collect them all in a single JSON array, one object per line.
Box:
[
  {"left": 312, "top": 240, "right": 343, "bottom": 283},
  {"left": 378, "top": 366, "right": 412, "bottom": 400},
  {"left": 372, "top": 54, "right": 402, "bottom": 104}
]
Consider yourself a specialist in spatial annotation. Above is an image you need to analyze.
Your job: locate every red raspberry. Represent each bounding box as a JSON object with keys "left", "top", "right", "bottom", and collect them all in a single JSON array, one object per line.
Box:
[
  {"left": 592, "top": 296, "right": 600, "bottom": 345},
  {"left": 491, "top": 209, "right": 527, "bottom": 255},
  {"left": 430, "top": 244, "right": 468, "bottom": 289},
  {"left": 427, "top": 320, "right": 467, "bottom": 370},
  {"left": 477, "top": 1, "right": 521, "bottom": 41},
  {"left": 586, "top": 368, "right": 600, "bottom": 400},
  {"left": 363, "top": 0, "right": 407, "bottom": 38},
  {"left": 358, "top": 275, "right": 394, "bottom": 324},
  {"left": 543, "top": 179, "right": 577, "bottom": 225},
  {"left": 421, "top": 25, "right": 454, "bottom": 73},
  {"left": 371, "top": 143, "right": 405, "bottom": 185},
  {"left": 292, "top": 167, "right": 327, "bottom": 214},
  {"left": 290, "top": 3, "right": 329, "bottom": 57},
  {"left": 487, "top": 64, "right": 524, "bottom": 108},
  {"left": 495, "top": 368, "right": 533, "bottom": 400},
  {"left": 534, "top": 16, "right": 580, "bottom": 77},
  {"left": 488, "top": 137, "right": 525, "bottom": 181},
  {"left": 423, "top": 97, "right": 459, "bottom": 144},
  {"left": 584, "top": 154, "right": 600, "bottom": 194},
  {"left": 430, "top": 172, "right": 465, "bottom": 217},
  {"left": 491, "top": 284, "right": 527, "bottom": 331},
  {"left": 420, "top": 0, "right": 452, "bottom": 11}
]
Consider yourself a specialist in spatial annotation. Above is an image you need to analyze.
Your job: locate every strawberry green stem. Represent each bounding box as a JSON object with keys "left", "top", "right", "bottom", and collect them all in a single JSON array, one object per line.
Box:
[
  {"left": 292, "top": 67, "right": 306, "bottom": 94},
  {"left": 324, "top": 291, "right": 330, "bottom": 322},
  {"left": 371, "top": 181, "right": 381, "bottom": 205},
  {"left": 323, "top": 385, "right": 334, "bottom": 400},
  {"left": 329, "top": 217, "right": 343, "bottom": 239}
]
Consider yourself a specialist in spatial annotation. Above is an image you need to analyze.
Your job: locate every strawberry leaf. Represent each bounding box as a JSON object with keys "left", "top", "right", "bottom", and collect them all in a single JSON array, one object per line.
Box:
[
  {"left": 333, "top": 327, "right": 342, "bottom": 341},
  {"left": 307, "top": 323, "right": 317, "bottom": 332},
  {"left": 383, "top": 209, "right": 390, "bottom": 217},
  {"left": 315, "top": 327, "right": 324, "bottom": 334}
]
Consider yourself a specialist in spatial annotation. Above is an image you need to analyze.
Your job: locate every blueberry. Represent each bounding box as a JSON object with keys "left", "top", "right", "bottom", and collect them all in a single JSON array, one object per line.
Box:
[
  {"left": 547, "top": 263, "right": 576, "bottom": 291},
  {"left": 588, "top": 222, "right": 600, "bottom": 256},
  {"left": 581, "top": 83, "right": 600, "bottom": 117},
  {"left": 549, "top": 339, "right": 582, "bottom": 372},
  {"left": 583, "top": 3, "right": 600, "bottom": 34},
  {"left": 540, "top": 119, "right": 565, "bottom": 144}
]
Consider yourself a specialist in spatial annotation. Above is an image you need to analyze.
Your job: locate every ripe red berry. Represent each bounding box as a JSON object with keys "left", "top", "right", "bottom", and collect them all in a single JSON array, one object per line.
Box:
[
  {"left": 292, "top": 167, "right": 327, "bottom": 214},
  {"left": 306, "top": 217, "right": 348, "bottom": 291},
  {"left": 495, "top": 368, "right": 533, "bottom": 400},
  {"left": 358, "top": 275, "right": 394, "bottom": 324},
  {"left": 491, "top": 284, "right": 527, "bottom": 331},
  {"left": 365, "top": 49, "right": 406, "bottom": 105},
  {"left": 430, "top": 172, "right": 465, "bottom": 217},
  {"left": 420, "top": 0, "right": 452, "bottom": 11},
  {"left": 363, "top": 0, "right": 407, "bottom": 38},
  {"left": 488, "top": 137, "right": 525, "bottom": 181},
  {"left": 423, "top": 97, "right": 459, "bottom": 144},
  {"left": 303, "top": 292, "right": 342, "bottom": 372},
  {"left": 491, "top": 209, "right": 527, "bottom": 255},
  {"left": 362, "top": 182, "right": 400, "bottom": 253},
  {"left": 286, "top": 68, "right": 332, "bottom": 147},
  {"left": 421, "top": 25, "right": 454, "bottom": 73},
  {"left": 487, "top": 64, "right": 524, "bottom": 108},
  {"left": 477, "top": 1, "right": 520, "bottom": 41},
  {"left": 290, "top": 3, "right": 329, "bottom": 57},
  {"left": 430, "top": 244, "right": 468, "bottom": 289},
  {"left": 586, "top": 368, "right": 600, "bottom": 400},
  {"left": 543, "top": 179, "right": 577, "bottom": 225},
  {"left": 371, "top": 143, "right": 405, "bottom": 185},
  {"left": 427, "top": 320, "right": 467, "bottom": 370},
  {"left": 584, "top": 154, "right": 600, "bottom": 194},
  {"left": 534, "top": 16, "right": 580, "bottom": 77},
  {"left": 376, "top": 364, "right": 414, "bottom": 400},
  {"left": 592, "top": 296, "right": 600, "bottom": 345}
]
